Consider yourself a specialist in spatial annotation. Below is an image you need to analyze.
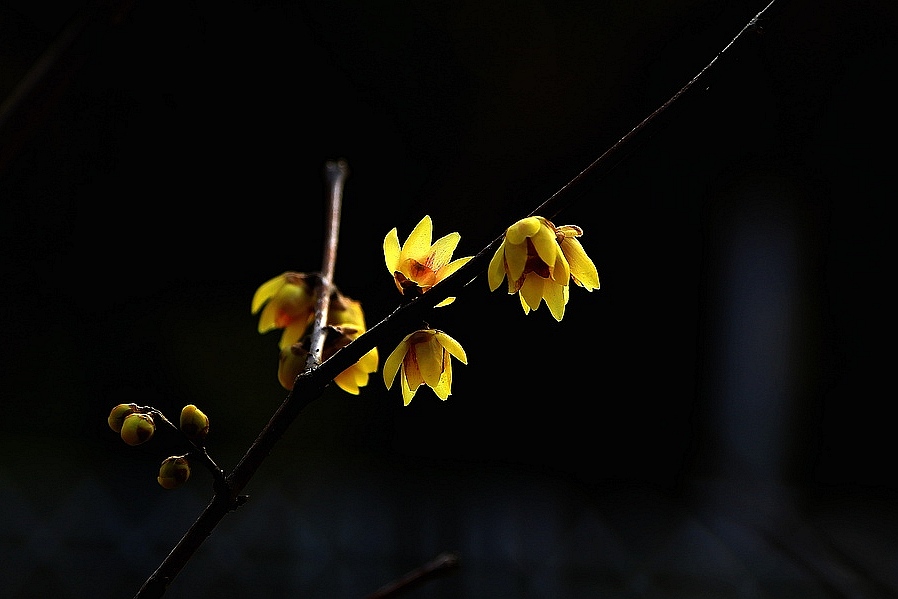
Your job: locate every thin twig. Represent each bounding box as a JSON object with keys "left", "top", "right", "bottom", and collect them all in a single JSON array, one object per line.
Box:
[
  {"left": 305, "top": 160, "right": 349, "bottom": 369},
  {"left": 365, "top": 552, "right": 461, "bottom": 599},
  {"left": 131, "top": 2, "right": 781, "bottom": 596}
]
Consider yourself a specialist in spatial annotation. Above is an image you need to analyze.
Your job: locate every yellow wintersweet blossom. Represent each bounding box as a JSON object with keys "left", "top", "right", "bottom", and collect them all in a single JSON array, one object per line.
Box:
[
  {"left": 384, "top": 215, "right": 472, "bottom": 306},
  {"left": 279, "top": 324, "right": 379, "bottom": 394},
  {"left": 383, "top": 329, "right": 467, "bottom": 405},
  {"left": 251, "top": 272, "right": 316, "bottom": 350},
  {"left": 487, "top": 216, "right": 600, "bottom": 321},
  {"left": 276, "top": 290, "right": 378, "bottom": 394}
]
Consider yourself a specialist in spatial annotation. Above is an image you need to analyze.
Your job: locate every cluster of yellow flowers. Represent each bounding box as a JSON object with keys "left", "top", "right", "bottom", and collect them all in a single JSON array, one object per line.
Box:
[{"left": 252, "top": 214, "right": 599, "bottom": 404}]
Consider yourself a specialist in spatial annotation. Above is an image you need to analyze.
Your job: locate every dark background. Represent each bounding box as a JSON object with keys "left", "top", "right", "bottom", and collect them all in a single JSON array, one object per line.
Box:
[{"left": 2, "top": 0, "right": 896, "bottom": 597}]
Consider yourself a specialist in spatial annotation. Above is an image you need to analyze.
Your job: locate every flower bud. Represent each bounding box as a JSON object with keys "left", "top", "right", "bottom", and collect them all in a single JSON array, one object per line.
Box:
[
  {"left": 179, "top": 404, "right": 210, "bottom": 440},
  {"left": 107, "top": 403, "right": 139, "bottom": 433},
  {"left": 120, "top": 413, "right": 155, "bottom": 446},
  {"left": 157, "top": 456, "right": 191, "bottom": 489}
]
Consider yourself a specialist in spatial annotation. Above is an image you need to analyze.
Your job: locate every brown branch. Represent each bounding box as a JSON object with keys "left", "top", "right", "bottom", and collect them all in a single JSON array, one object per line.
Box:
[
  {"left": 131, "top": 2, "right": 782, "bottom": 596},
  {"left": 365, "top": 552, "right": 461, "bottom": 599}
]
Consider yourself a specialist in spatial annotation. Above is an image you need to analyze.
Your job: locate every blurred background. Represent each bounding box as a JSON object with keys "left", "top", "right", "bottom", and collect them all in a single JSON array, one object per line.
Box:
[{"left": 2, "top": 0, "right": 896, "bottom": 597}]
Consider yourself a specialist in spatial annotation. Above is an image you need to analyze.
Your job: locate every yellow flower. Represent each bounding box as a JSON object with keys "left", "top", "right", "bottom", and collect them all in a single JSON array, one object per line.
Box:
[
  {"left": 279, "top": 325, "right": 379, "bottom": 394},
  {"left": 487, "top": 216, "right": 599, "bottom": 321},
  {"left": 251, "top": 272, "right": 316, "bottom": 350},
  {"left": 277, "top": 291, "right": 378, "bottom": 394},
  {"left": 383, "top": 329, "right": 467, "bottom": 405},
  {"left": 384, "top": 215, "right": 472, "bottom": 306}
]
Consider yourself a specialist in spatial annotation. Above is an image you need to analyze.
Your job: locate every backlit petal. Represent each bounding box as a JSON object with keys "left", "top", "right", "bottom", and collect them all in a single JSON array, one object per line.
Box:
[
  {"left": 334, "top": 369, "right": 360, "bottom": 395},
  {"left": 505, "top": 241, "right": 528, "bottom": 282},
  {"left": 357, "top": 347, "right": 379, "bottom": 373},
  {"left": 530, "top": 224, "right": 558, "bottom": 268},
  {"left": 506, "top": 217, "right": 541, "bottom": 244},
  {"left": 561, "top": 237, "right": 600, "bottom": 290},
  {"left": 400, "top": 215, "right": 433, "bottom": 262},
  {"left": 433, "top": 331, "right": 467, "bottom": 364},
  {"left": 544, "top": 280, "right": 567, "bottom": 321},
  {"left": 520, "top": 273, "right": 546, "bottom": 311},
  {"left": 279, "top": 321, "right": 308, "bottom": 350},
  {"left": 416, "top": 335, "right": 444, "bottom": 388},
  {"left": 428, "top": 232, "right": 461, "bottom": 270},
  {"left": 384, "top": 228, "right": 401, "bottom": 272},
  {"left": 383, "top": 338, "right": 409, "bottom": 389},
  {"left": 487, "top": 242, "right": 507, "bottom": 291},
  {"left": 551, "top": 248, "right": 571, "bottom": 286},
  {"left": 433, "top": 359, "right": 452, "bottom": 400},
  {"left": 257, "top": 301, "right": 282, "bottom": 333},
  {"left": 251, "top": 274, "right": 285, "bottom": 314},
  {"left": 436, "top": 255, "right": 471, "bottom": 281},
  {"left": 403, "top": 352, "right": 425, "bottom": 391},
  {"left": 400, "top": 371, "right": 416, "bottom": 405}
]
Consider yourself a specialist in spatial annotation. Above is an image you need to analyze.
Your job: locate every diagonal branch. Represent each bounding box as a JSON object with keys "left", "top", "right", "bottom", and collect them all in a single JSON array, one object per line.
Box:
[{"left": 132, "top": 2, "right": 782, "bottom": 596}]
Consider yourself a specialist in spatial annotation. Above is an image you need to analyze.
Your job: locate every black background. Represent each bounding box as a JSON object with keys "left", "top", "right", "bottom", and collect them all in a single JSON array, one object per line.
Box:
[{"left": 2, "top": 0, "right": 896, "bottom": 597}]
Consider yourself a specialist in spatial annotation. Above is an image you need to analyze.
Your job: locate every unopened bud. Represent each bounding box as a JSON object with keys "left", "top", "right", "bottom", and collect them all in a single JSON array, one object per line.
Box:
[
  {"left": 107, "top": 403, "right": 139, "bottom": 433},
  {"left": 120, "top": 413, "right": 155, "bottom": 446},
  {"left": 179, "top": 404, "right": 210, "bottom": 440},
  {"left": 157, "top": 456, "right": 191, "bottom": 489}
]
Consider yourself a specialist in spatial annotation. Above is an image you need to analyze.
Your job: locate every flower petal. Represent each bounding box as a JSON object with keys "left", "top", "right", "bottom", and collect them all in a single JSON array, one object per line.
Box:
[
  {"left": 382, "top": 337, "right": 409, "bottom": 389},
  {"left": 400, "top": 215, "right": 433, "bottom": 262},
  {"left": 506, "top": 217, "right": 541, "bottom": 245},
  {"left": 562, "top": 237, "right": 600, "bottom": 290},
  {"left": 433, "top": 359, "right": 453, "bottom": 400},
  {"left": 433, "top": 330, "right": 467, "bottom": 364},
  {"left": 531, "top": 223, "right": 558, "bottom": 268},
  {"left": 487, "top": 242, "right": 507, "bottom": 291},
  {"left": 519, "top": 273, "right": 546, "bottom": 312},
  {"left": 334, "top": 369, "right": 361, "bottom": 395},
  {"left": 505, "top": 240, "right": 528, "bottom": 282},
  {"left": 551, "top": 247, "right": 571, "bottom": 286},
  {"left": 416, "top": 335, "right": 444, "bottom": 389},
  {"left": 428, "top": 232, "right": 461, "bottom": 270},
  {"left": 544, "top": 280, "right": 567, "bottom": 321},
  {"left": 436, "top": 255, "right": 471, "bottom": 281},
  {"left": 251, "top": 274, "right": 286, "bottom": 314},
  {"left": 383, "top": 228, "right": 401, "bottom": 273},
  {"left": 400, "top": 369, "right": 416, "bottom": 405}
]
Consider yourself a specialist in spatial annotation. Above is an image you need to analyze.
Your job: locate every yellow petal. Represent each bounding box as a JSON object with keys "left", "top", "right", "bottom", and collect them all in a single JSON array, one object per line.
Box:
[
  {"left": 400, "top": 215, "right": 433, "bottom": 262},
  {"left": 519, "top": 273, "right": 546, "bottom": 312},
  {"left": 530, "top": 223, "right": 558, "bottom": 268},
  {"left": 544, "top": 280, "right": 567, "bottom": 321},
  {"left": 257, "top": 301, "right": 282, "bottom": 333},
  {"left": 357, "top": 347, "right": 379, "bottom": 373},
  {"left": 428, "top": 232, "right": 461, "bottom": 270},
  {"left": 505, "top": 240, "right": 528, "bottom": 282},
  {"left": 519, "top": 292, "right": 532, "bottom": 314},
  {"left": 487, "top": 242, "right": 507, "bottom": 291},
  {"left": 506, "top": 217, "right": 541, "bottom": 244},
  {"left": 436, "top": 255, "right": 471, "bottom": 281},
  {"left": 278, "top": 321, "right": 308, "bottom": 350},
  {"left": 551, "top": 247, "right": 571, "bottom": 286},
  {"left": 334, "top": 369, "right": 361, "bottom": 394},
  {"left": 434, "top": 297, "right": 456, "bottom": 307},
  {"left": 384, "top": 228, "right": 401, "bottom": 273},
  {"left": 402, "top": 352, "right": 425, "bottom": 392},
  {"left": 251, "top": 274, "right": 286, "bottom": 314},
  {"left": 415, "top": 335, "right": 444, "bottom": 389},
  {"left": 433, "top": 330, "right": 467, "bottom": 364},
  {"left": 433, "top": 359, "right": 452, "bottom": 400},
  {"left": 400, "top": 370, "right": 416, "bottom": 405},
  {"left": 562, "top": 237, "right": 600, "bottom": 290},
  {"left": 382, "top": 337, "right": 409, "bottom": 389}
]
